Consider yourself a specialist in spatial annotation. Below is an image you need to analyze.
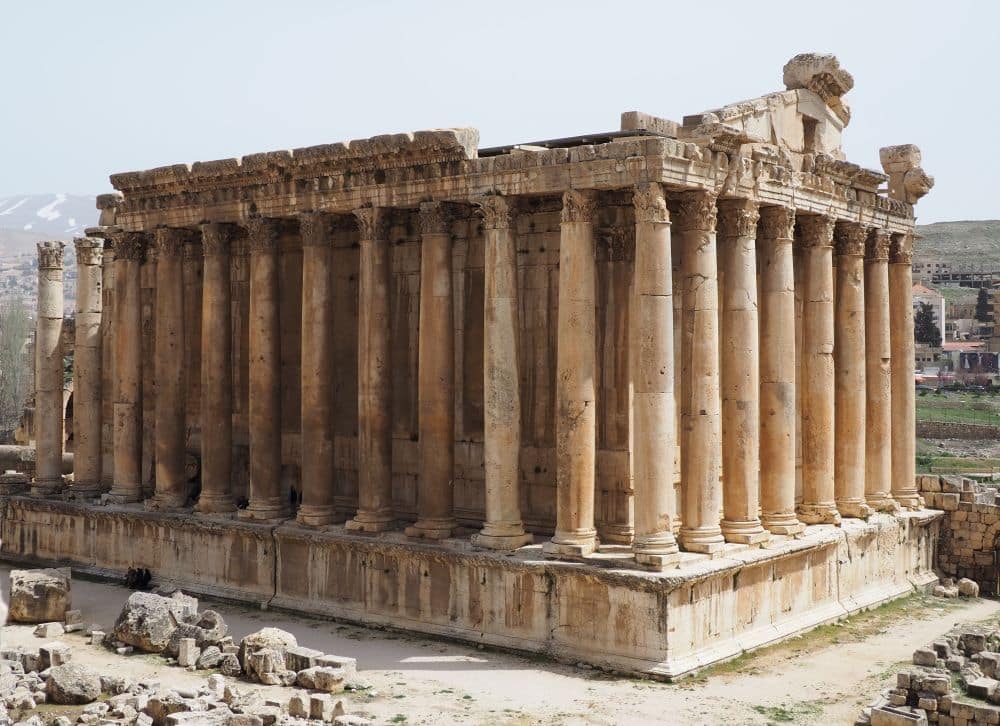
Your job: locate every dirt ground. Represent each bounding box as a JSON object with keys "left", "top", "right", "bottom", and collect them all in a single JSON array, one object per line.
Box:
[{"left": 3, "top": 565, "right": 998, "bottom": 726}]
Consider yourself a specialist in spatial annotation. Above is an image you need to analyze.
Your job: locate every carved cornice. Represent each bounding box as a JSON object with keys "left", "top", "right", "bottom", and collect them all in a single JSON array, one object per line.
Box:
[
  {"left": 154, "top": 227, "right": 196, "bottom": 259},
  {"left": 865, "top": 229, "right": 891, "bottom": 262},
  {"left": 560, "top": 189, "right": 597, "bottom": 224},
  {"left": 833, "top": 221, "right": 866, "bottom": 257},
  {"left": 200, "top": 222, "right": 237, "bottom": 257},
  {"left": 418, "top": 201, "right": 452, "bottom": 235},
  {"left": 475, "top": 194, "right": 514, "bottom": 230},
  {"left": 113, "top": 232, "right": 147, "bottom": 262},
  {"left": 889, "top": 232, "right": 913, "bottom": 265},
  {"left": 673, "top": 190, "right": 717, "bottom": 233},
  {"left": 73, "top": 237, "right": 104, "bottom": 266},
  {"left": 632, "top": 182, "right": 669, "bottom": 224},
  {"left": 37, "top": 241, "right": 65, "bottom": 269},
  {"left": 717, "top": 198, "right": 759, "bottom": 237},
  {"left": 245, "top": 217, "right": 281, "bottom": 255},
  {"left": 758, "top": 206, "right": 795, "bottom": 240},
  {"left": 298, "top": 211, "right": 336, "bottom": 248},
  {"left": 798, "top": 214, "right": 835, "bottom": 248}
]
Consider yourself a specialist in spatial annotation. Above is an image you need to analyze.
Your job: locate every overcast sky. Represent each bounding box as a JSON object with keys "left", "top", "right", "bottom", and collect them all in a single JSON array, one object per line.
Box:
[{"left": 1, "top": 0, "right": 994, "bottom": 223}]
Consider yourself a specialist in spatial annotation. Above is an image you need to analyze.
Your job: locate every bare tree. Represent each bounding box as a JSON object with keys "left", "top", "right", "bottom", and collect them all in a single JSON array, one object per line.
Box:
[{"left": 0, "top": 296, "right": 32, "bottom": 437}]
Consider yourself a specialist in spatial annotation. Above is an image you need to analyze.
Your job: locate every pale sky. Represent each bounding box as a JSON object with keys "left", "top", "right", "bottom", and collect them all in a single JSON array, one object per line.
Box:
[{"left": 1, "top": 0, "right": 995, "bottom": 224}]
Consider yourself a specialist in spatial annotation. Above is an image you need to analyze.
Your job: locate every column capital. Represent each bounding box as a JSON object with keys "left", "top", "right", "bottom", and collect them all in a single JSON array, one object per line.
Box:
[
  {"left": 200, "top": 222, "right": 238, "bottom": 256},
  {"left": 865, "top": 229, "right": 891, "bottom": 262},
  {"left": 475, "top": 194, "right": 515, "bottom": 230},
  {"left": 560, "top": 189, "right": 597, "bottom": 224},
  {"left": 418, "top": 201, "right": 453, "bottom": 235},
  {"left": 113, "top": 231, "right": 148, "bottom": 262},
  {"left": 717, "top": 198, "right": 759, "bottom": 237},
  {"left": 153, "top": 227, "right": 196, "bottom": 259},
  {"left": 673, "top": 189, "right": 717, "bottom": 232},
  {"left": 37, "top": 241, "right": 66, "bottom": 269},
  {"left": 353, "top": 206, "right": 389, "bottom": 240},
  {"left": 73, "top": 237, "right": 104, "bottom": 266},
  {"left": 889, "top": 232, "right": 914, "bottom": 265},
  {"left": 799, "top": 214, "right": 836, "bottom": 248},
  {"left": 298, "top": 210, "right": 336, "bottom": 248},
  {"left": 758, "top": 206, "right": 796, "bottom": 240},
  {"left": 632, "top": 182, "right": 669, "bottom": 224},
  {"left": 245, "top": 217, "right": 282, "bottom": 255},
  {"left": 833, "top": 221, "right": 866, "bottom": 257}
]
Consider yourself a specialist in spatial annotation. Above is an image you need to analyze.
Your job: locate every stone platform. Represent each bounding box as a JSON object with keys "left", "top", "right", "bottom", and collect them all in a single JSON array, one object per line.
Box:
[{"left": 0, "top": 496, "right": 941, "bottom": 679}]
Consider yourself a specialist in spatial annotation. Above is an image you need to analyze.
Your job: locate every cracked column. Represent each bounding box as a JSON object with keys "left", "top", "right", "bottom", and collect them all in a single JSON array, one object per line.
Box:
[
  {"left": 32, "top": 241, "right": 65, "bottom": 497},
  {"left": 71, "top": 237, "right": 103, "bottom": 497},
  {"left": 758, "top": 207, "right": 805, "bottom": 535},
  {"left": 110, "top": 232, "right": 145, "bottom": 503},
  {"left": 239, "top": 217, "right": 289, "bottom": 522},
  {"left": 676, "top": 190, "right": 725, "bottom": 554},
  {"left": 833, "top": 221, "right": 872, "bottom": 519},
  {"left": 630, "top": 183, "right": 680, "bottom": 567},
  {"left": 864, "top": 229, "right": 897, "bottom": 512},
  {"left": 151, "top": 228, "right": 190, "bottom": 509},
  {"left": 298, "top": 211, "right": 338, "bottom": 526},
  {"left": 473, "top": 194, "right": 532, "bottom": 550},
  {"left": 797, "top": 215, "right": 840, "bottom": 525},
  {"left": 406, "top": 201, "right": 457, "bottom": 540},
  {"left": 718, "top": 198, "right": 769, "bottom": 545},
  {"left": 346, "top": 206, "right": 395, "bottom": 533},
  {"left": 543, "top": 189, "right": 598, "bottom": 558},
  {"left": 195, "top": 222, "right": 236, "bottom": 514},
  {"left": 889, "top": 232, "right": 923, "bottom": 509}
]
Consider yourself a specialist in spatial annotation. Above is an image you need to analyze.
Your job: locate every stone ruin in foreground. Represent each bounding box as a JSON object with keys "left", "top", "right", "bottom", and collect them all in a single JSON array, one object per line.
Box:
[{"left": 1, "top": 53, "right": 941, "bottom": 678}]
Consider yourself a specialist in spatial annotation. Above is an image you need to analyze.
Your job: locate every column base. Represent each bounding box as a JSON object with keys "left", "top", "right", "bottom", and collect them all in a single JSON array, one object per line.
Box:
[
  {"left": 296, "top": 504, "right": 340, "bottom": 527},
  {"left": 598, "top": 524, "right": 634, "bottom": 546},
  {"left": 65, "top": 484, "right": 102, "bottom": 501},
  {"left": 720, "top": 519, "right": 771, "bottom": 545},
  {"left": 344, "top": 511, "right": 396, "bottom": 534},
  {"left": 237, "top": 499, "right": 291, "bottom": 523},
  {"left": 145, "top": 494, "right": 188, "bottom": 512},
  {"left": 678, "top": 526, "right": 726, "bottom": 557},
  {"left": 892, "top": 493, "right": 925, "bottom": 511},
  {"left": 404, "top": 518, "right": 457, "bottom": 541},
  {"left": 866, "top": 494, "right": 900, "bottom": 513},
  {"left": 195, "top": 493, "right": 236, "bottom": 515},
  {"left": 472, "top": 526, "right": 534, "bottom": 551},
  {"left": 836, "top": 499, "right": 874, "bottom": 520},
  {"left": 797, "top": 503, "right": 842, "bottom": 525},
  {"left": 762, "top": 512, "right": 806, "bottom": 536},
  {"left": 632, "top": 531, "right": 681, "bottom": 570},
  {"left": 30, "top": 477, "right": 64, "bottom": 498},
  {"left": 541, "top": 532, "right": 597, "bottom": 559}
]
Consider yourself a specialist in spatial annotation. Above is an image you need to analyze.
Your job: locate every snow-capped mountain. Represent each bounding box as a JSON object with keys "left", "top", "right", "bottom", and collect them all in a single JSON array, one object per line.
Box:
[{"left": 0, "top": 194, "right": 99, "bottom": 254}]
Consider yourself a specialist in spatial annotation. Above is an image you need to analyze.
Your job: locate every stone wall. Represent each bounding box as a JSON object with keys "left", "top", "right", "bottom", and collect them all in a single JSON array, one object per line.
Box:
[{"left": 916, "top": 421, "right": 1000, "bottom": 440}]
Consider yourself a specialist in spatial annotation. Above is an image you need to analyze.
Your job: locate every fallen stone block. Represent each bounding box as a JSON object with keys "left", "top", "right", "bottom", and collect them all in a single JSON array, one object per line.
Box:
[
  {"left": 100, "top": 674, "right": 134, "bottom": 696},
  {"left": 8, "top": 568, "right": 71, "bottom": 624},
  {"left": 870, "top": 705, "right": 928, "bottom": 725},
  {"left": 34, "top": 622, "right": 65, "bottom": 638},
  {"left": 333, "top": 716, "right": 374, "bottom": 726},
  {"left": 46, "top": 663, "right": 101, "bottom": 705},
  {"left": 285, "top": 646, "right": 323, "bottom": 672},
  {"left": 913, "top": 648, "right": 938, "bottom": 667},
  {"left": 288, "top": 691, "right": 309, "bottom": 718},
  {"left": 309, "top": 694, "right": 344, "bottom": 721},
  {"left": 237, "top": 628, "right": 297, "bottom": 667},
  {"left": 958, "top": 578, "right": 981, "bottom": 598},
  {"left": 39, "top": 640, "right": 71, "bottom": 669},
  {"left": 144, "top": 693, "right": 191, "bottom": 726},
  {"left": 297, "top": 665, "right": 348, "bottom": 693},
  {"left": 113, "top": 592, "right": 190, "bottom": 653},
  {"left": 218, "top": 653, "right": 242, "bottom": 678},
  {"left": 177, "top": 638, "right": 200, "bottom": 668},
  {"left": 961, "top": 631, "right": 989, "bottom": 655},
  {"left": 932, "top": 585, "right": 959, "bottom": 599},
  {"left": 90, "top": 630, "right": 105, "bottom": 646},
  {"left": 245, "top": 648, "right": 285, "bottom": 684},
  {"left": 968, "top": 676, "right": 999, "bottom": 699},
  {"left": 196, "top": 646, "right": 223, "bottom": 670},
  {"left": 317, "top": 654, "right": 358, "bottom": 678},
  {"left": 166, "top": 708, "right": 232, "bottom": 725}
]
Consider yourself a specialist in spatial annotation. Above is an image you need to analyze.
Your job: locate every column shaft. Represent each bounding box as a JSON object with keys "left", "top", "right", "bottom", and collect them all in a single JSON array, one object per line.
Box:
[
  {"left": 100, "top": 238, "right": 115, "bottom": 491},
  {"left": 32, "top": 242, "right": 65, "bottom": 496},
  {"left": 71, "top": 238, "right": 103, "bottom": 495},
  {"left": 890, "top": 233, "right": 923, "bottom": 509}
]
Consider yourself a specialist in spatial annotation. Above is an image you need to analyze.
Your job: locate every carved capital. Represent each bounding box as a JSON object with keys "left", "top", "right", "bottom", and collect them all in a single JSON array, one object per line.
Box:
[
  {"left": 37, "top": 241, "right": 65, "bottom": 270},
  {"left": 475, "top": 195, "right": 515, "bottom": 230},
  {"left": 245, "top": 217, "right": 281, "bottom": 255},
  {"left": 200, "top": 222, "right": 237, "bottom": 257},
  {"left": 865, "top": 229, "right": 891, "bottom": 262},
  {"left": 298, "top": 211, "right": 336, "bottom": 248},
  {"left": 560, "top": 189, "right": 597, "bottom": 224},
  {"left": 73, "top": 237, "right": 104, "bottom": 266},
  {"left": 673, "top": 190, "right": 717, "bottom": 233},
  {"left": 799, "top": 214, "right": 835, "bottom": 248},
  {"left": 113, "top": 232, "right": 147, "bottom": 262},
  {"left": 154, "top": 227, "right": 195, "bottom": 259},
  {"left": 632, "top": 182, "right": 669, "bottom": 224},
  {"left": 889, "top": 232, "right": 913, "bottom": 265},
  {"left": 418, "top": 201, "right": 452, "bottom": 235},
  {"left": 717, "top": 198, "right": 759, "bottom": 237},
  {"left": 353, "top": 206, "right": 388, "bottom": 241},
  {"left": 758, "top": 206, "right": 795, "bottom": 240},
  {"left": 833, "top": 221, "right": 866, "bottom": 257}
]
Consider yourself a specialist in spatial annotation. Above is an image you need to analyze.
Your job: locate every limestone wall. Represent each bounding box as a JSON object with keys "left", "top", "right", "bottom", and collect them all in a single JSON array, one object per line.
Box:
[{"left": 915, "top": 420, "right": 1000, "bottom": 440}]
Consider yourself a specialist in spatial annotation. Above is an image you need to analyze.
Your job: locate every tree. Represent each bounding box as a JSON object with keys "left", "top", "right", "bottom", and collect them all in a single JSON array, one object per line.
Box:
[
  {"left": 914, "top": 301, "right": 942, "bottom": 346},
  {"left": 0, "top": 296, "right": 32, "bottom": 437},
  {"left": 976, "top": 287, "right": 993, "bottom": 322}
]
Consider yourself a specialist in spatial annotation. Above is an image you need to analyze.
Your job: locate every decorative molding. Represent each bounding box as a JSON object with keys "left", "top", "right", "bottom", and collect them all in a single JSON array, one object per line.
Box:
[
  {"left": 73, "top": 238, "right": 104, "bottom": 266},
  {"left": 632, "top": 182, "right": 669, "bottom": 224},
  {"left": 758, "top": 206, "right": 795, "bottom": 240},
  {"left": 889, "top": 232, "right": 913, "bottom": 265},
  {"left": 200, "top": 222, "right": 237, "bottom": 257},
  {"left": 833, "top": 221, "right": 866, "bottom": 257},
  {"left": 37, "top": 241, "right": 65, "bottom": 269},
  {"left": 298, "top": 211, "right": 336, "bottom": 248},
  {"left": 113, "top": 232, "right": 147, "bottom": 262},
  {"left": 353, "top": 206, "right": 388, "bottom": 241},
  {"left": 673, "top": 189, "right": 717, "bottom": 233},
  {"left": 475, "top": 195, "right": 514, "bottom": 230},
  {"left": 798, "top": 214, "right": 836, "bottom": 248},
  {"left": 717, "top": 198, "right": 759, "bottom": 237},
  {"left": 560, "top": 189, "right": 597, "bottom": 224},
  {"left": 418, "top": 201, "right": 451, "bottom": 235},
  {"left": 245, "top": 217, "right": 281, "bottom": 255},
  {"left": 865, "top": 229, "right": 891, "bottom": 262}
]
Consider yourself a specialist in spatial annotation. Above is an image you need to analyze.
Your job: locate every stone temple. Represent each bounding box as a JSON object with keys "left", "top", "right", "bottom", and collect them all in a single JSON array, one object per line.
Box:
[{"left": 2, "top": 53, "right": 940, "bottom": 677}]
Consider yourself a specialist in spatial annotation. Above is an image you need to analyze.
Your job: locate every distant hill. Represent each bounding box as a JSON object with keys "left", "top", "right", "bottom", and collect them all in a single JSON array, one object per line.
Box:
[
  {"left": 0, "top": 194, "right": 98, "bottom": 255},
  {"left": 915, "top": 220, "right": 1000, "bottom": 269}
]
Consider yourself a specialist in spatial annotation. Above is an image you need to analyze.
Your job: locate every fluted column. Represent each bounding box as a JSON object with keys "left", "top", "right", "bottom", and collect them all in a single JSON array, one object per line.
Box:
[
  {"left": 70, "top": 237, "right": 103, "bottom": 496},
  {"left": 833, "top": 222, "right": 872, "bottom": 519},
  {"left": 889, "top": 232, "right": 923, "bottom": 510},
  {"left": 195, "top": 222, "right": 236, "bottom": 514},
  {"left": 473, "top": 195, "right": 532, "bottom": 550},
  {"left": 543, "top": 189, "right": 599, "bottom": 558},
  {"left": 630, "top": 183, "right": 680, "bottom": 567},
  {"left": 406, "top": 202, "right": 457, "bottom": 540},
  {"left": 676, "top": 190, "right": 725, "bottom": 554},
  {"left": 718, "top": 199, "right": 769, "bottom": 545},
  {"left": 110, "top": 232, "right": 145, "bottom": 503},
  {"left": 797, "top": 215, "right": 840, "bottom": 525},
  {"left": 32, "top": 242, "right": 65, "bottom": 497},
  {"left": 150, "top": 228, "right": 190, "bottom": 509},
  {"left": 239, "top": 217, "right": 289, "bottom": 521},
  {"left": 758, "top": 207, "right": 805, "bottom": 535},
  {"left": 346, "top": 206, "right": 395, "bottom": 533},
  {"left": 864, "top": 229, "right": 897, "bottom": 512},
  {"left": 298, "top": 211, "right": 338, "bottom": 526}
]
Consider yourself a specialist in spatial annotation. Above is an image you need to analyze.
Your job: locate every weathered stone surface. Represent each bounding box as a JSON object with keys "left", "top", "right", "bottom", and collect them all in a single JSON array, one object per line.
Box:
[
  {"left": 33, "top": 622, "right": 64, "bottom": 638},
  {"left": 8, "top": 569, "right": 71, "bottom": 624},
  {"left": 46, "top": 663, "right": 101, "bottom": 704},
  {"left": 237, "top": 628, "right": 296, "bottom": 667},
  {"left": 177, "top": 638, "right": 200, "bottom": 668},
  {"left": 218, "top": 653, "right": 242, "bottom": 678},
  {"left": 38, "top": 640, "right": 71, "bottom": 669},
  {"left": 958, "top": 578, "right": 980, "bottom": 597},
  {"left": 284, "top": 646, "right": 323, "bottom": 673},
  {"left": 297, "top": 665, "right": 348, "bottom": 693},
  {"left": 113, "top": 592, "right": 188, "bottom": 653},
  {"left": 196, "top": 646, "right": 223, "bottom": 670}
]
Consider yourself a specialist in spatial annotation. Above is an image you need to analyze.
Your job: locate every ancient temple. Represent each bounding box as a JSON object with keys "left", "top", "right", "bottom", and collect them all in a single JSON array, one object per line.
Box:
[{"left": 3, "top": 54, "right": 941, "bottom": 677}]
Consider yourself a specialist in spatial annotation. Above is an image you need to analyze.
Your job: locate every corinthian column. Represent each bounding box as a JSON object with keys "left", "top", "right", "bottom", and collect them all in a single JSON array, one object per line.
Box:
[
  {"left": 473, "top": 194, "right": 532, "bottom": 550},
  {"left": 542, "top": 189, "right": 598, "bottom": 558},
  {"left": 758, "top": 207, "right": 805, "bottom": 535},
  {"left": 71, "top": 237, "right": 103, "bottom": 497},
  {"left": 298, "top": 211, "right": 338, "bottom": 526},
  {"left": 346, "top": 206, "right": 395, "bottom": 533},
  {"left": 676, "top": 190, "right": 725, "bottom": 554},
  {"left": 110, "top": 232, "right": 145, "bottom": 503},
  {"left": 630, "top": 183, "right": 680, "bottom": 567},
  {"left": 100, "top": 237, "right": 115, "bottom": 492},
  {"left": 718, "top": 198, "right": 769, "bottom": 545},
  {"left": 797, "top": 215, "right": 840, "bottom": 525},
  {"left": 833, "top": 222, "right": 872, "bottom": 519},
  {"left": 889, "top": 232, "right": 923, "bottom": 509},
  {"left": 405, "top": 202, "right": 457, "bottom": 540},
  {"left": 195, "top": 222, "right": 236, "bottom": 514},
  {"left": 864, "top": 229, "right": 897, "bottom": 512},
  {"left": 239, "top": 217, "right": 289, "bottom": 522},
  {"left": 32, "top": 242, "right": 65, "bottom": 497},
  {"left": 150, "top": 228, "right": 190, "bottom": 509}
]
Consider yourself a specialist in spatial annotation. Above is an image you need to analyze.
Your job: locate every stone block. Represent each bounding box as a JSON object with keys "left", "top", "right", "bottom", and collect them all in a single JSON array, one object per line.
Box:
[
  {"left": 966, "top": 676, "right": 997, "bottom": 699},
  {"left": 35, "top": 622, "right": 65, "bottom": 638},
  {"left": 90, "top": 631, "right": 105, "bottom": 646},
  {"left": 915, "top": 648, "right": 939, "bottom": 666},
  {"left": 317, "top": 654, "right": 358, "bottom": 678},
  {"left": 961, "top": 631, "right": 989, "bottom": 655},
  {"left": 309, "top": 694, "right": 344, "bottom": 721},
  {"left": 64, "top": 610, "right": 83, "bottom": 625},
  {"left": 177, "top": 638, "right": 200, "bottom": 668},
  {"left": 871, "top": 705, "right": 929, "bottom": 725},
  {"left": 284, "top": 646, "right": 324, "bottom": 672},
  {"left": 924, "top": 675, "right": 951, "bottom": 696},
  {"left": 939, "top": 494, "right": 960, "bottom": 511},
  {"left": 958, "top": 579, "right": 980, "bottom": 597},
  {"left": 288, "top": 691, "right": 309, "bottom": 718},
  {"left": 8, "top": 568, "right": 71, "bottom": 623},
  {"left": 39, "top": 641, "right": 72, "bottom": 669}
]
